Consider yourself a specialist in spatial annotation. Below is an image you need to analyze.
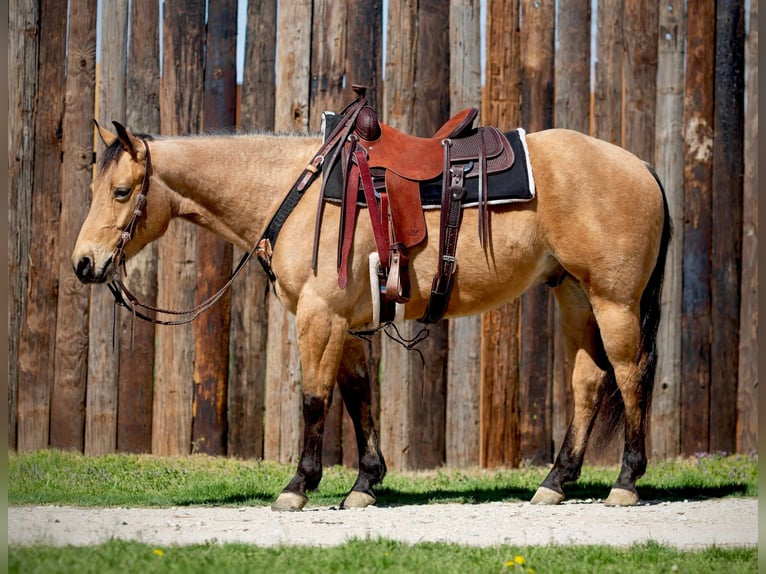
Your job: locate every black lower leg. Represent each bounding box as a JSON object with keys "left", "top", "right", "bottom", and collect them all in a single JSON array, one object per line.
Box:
[
  {"left": 338, "top": 369, "right": 386, "bottom": 497},
  {"left": 283, "top": 393, "right": 329, "bottom": 498},
  {"left": 540, "top": 429, "right": 587, "bottom": 494}
]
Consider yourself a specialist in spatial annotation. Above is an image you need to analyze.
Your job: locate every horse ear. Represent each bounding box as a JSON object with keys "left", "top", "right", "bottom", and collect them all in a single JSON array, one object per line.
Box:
[
  {"left": 112, "top": 121, "right": 144, "bottom": 160},
  {"left": 94, "top": 119, "right": 118, "bottom": 147}
]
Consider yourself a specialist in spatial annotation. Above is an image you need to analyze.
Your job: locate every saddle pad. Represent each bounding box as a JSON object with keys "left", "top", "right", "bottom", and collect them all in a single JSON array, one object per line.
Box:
[
  {"left": 419, "top": 129, "right": 535, "bottom": 208},
  {"left": 321, "top": 126, "right": 536, "bottom": 208}
]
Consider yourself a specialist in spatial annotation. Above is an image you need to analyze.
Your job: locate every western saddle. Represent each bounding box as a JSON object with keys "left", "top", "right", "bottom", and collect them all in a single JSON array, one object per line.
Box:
[{"left": 316, "top": 85, "right": 515, "bottom": 324}]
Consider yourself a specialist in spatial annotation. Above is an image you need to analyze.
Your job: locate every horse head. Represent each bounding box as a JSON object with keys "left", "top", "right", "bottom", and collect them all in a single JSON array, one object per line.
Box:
[{"left": 72, "top": 121, "right": 172, "bottom": 283}]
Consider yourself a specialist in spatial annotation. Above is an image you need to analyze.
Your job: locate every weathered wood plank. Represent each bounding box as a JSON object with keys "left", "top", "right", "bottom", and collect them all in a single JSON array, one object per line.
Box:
[
  {"left": 593, "top": 0, "right": 623, "bottom": 146},
  {"left": 518, "top": 0, "right": 555, "bottom": 466},
  {"left": 230, "top": 0, "right": 277, "bottom": 459},
  {"left": 737, "top": 0, "right": 758, "bottom": 454},
  {"left": 274, "top": 0, "right": 312, "bottom": 133},
  {"left": 551, "top": 0, "right": 590, "bottom": 454},
  {"left": 587, "top": 0, "right": 625, "bottom": 465},
  {"left": 623, "top": 0, "right": 659, "bottom": 459},
  {"left": 652, "top": 0, "right": 685, "bottom": 460},
  {"left": 382, "top": 0, "right": 450, "bottom": 470},
  {"left": 86, "top": 0, "right": 128, "bottom": 456},
  {"left": 710, "top": 0, "right": 745, "bottom": 454},
  {"left": 480, "top": 0, "right": 521, "bottom": 469},
  {"left": 445, "top": 0, "right": 482, "bottom": 469},
  {"left": 308, "top": 0, "right": 347, "bottom": 134},
  {"left": 554, "top": 0, "right": 591, "bottom": 134},
  {"left": 16, "top": 0, "right": 67, "bottom": 452},
  {"left": 190, "top": 0, "right": 237, "bottom": 456},
  {"left": 8, "top": 0, "right": 39, "bottom": 450},
  {"left": 265, "top": 0, "right": 312, "bottom": 464},
  {"left": 341, "top": 0, "right": 383, "bottom": 468},
  {"left": 50, "top": 0, "right": 97, "bottom": 451},
  {"left": 308, "top": 0, "right": 351, "bottom": 465},
  {"left": 345, "top": 0, "right": 383, "bottom": 109},
  {"left": 153, "top": 0, "right": 206, "bottom": 456},
  {"left": 117, "top": 0, "right": 161, "bottom": 454},
  {"left": 681, "top": 0, "right": 715, "bottom": 456}
]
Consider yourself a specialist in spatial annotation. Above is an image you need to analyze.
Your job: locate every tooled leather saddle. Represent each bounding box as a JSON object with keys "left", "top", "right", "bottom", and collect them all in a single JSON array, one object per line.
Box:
[{"left": 312, "top": 85, "right": 528, "bottom": 324}]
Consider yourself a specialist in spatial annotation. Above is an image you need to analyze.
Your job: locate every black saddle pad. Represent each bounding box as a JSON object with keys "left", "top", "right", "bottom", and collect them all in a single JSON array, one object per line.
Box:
[{"left": 320, "top": 116, "right": 535, "bottom": 208}]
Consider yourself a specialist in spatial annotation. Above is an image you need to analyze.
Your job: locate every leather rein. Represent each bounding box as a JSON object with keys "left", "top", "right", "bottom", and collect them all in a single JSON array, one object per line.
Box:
[{"left": 107, "top": 91, "right": 370, "bottom": 326}]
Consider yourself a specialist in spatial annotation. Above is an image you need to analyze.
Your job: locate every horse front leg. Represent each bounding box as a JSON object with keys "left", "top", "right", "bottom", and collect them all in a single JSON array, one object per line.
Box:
[
  {"left": 271, "top": 308, "right": 349, "bottom": 512},
  {"left": 337, "top": 335, "right": 387, "bottom": 508}
]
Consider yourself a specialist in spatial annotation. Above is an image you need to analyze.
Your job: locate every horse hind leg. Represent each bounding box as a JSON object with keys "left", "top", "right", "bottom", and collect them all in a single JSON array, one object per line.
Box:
[
  {"left": 589, "top": 294, "right": 651, "bottom": 507},
  {"left": 532, "top": 277, "right": 611, "bottom": 504},
  {"left": 336, "top": 335, "right": 387, "bottom": 508}
]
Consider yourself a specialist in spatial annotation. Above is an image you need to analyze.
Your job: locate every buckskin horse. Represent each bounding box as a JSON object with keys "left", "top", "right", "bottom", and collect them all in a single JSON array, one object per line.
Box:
[{"left": 72, "top": 92, "right": 671, "bottom": 511}]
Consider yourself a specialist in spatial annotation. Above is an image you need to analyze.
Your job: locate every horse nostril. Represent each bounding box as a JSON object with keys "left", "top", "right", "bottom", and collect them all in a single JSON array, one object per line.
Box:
[{"left": 75, "top": 256, "right": 93, "bottom": 281}]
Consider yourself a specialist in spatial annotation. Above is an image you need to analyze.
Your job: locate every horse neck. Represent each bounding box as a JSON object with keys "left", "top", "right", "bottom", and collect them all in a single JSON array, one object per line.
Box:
[{"left": 149, "top": 133, "right": 322, "bottom": 249}]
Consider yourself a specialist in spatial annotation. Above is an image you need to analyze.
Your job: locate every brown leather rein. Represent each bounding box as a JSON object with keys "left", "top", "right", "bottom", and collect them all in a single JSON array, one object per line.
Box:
[{"left": 107, "top": 91, "right": 370, "bottom": 326}]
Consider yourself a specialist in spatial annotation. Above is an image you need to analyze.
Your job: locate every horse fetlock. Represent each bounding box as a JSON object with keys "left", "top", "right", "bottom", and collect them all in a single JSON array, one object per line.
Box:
[
  {"left": 530, "top": 486, "right": 565, "bottom": 505},
  {"left": 271, "top": 491, "right": 309, "bottom": 512},
  {"left": 340, "top": 490, "right": 376, "bottom": 509},
  {"left": 604, "top": 487, "right": 639, "bottom": 507}
]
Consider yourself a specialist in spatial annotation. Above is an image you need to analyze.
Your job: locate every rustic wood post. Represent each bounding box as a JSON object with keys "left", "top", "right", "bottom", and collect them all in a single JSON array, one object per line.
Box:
[
  {"left": 309, "top": 0, "right": 349, "bottom": 466},
  {"left": 382, "top": 0, "right": 450, "bottom": 470},
  {"left": 9, "top": 0, "right": 41, "bottom": 450},
  {"left": 737, "top": 0, "right": 758, "bottom": 454},
  {"left": 480, "top": 0, "right": 522, "bottom": 469},
  {"left": 710, "top": 0, "right": 745, "bottom": 454},
  {"left": 652, "top": 0, "right": 685, "bottom": 459},
  {"left": 587, "top": 0, "right": 624, "bottom": 465},
  {"left": 229, "top": 0, "right": 277, "bottom": 459},
  {"left": 551, "top": 0, "right": 590, "bottom": 456},
  {"left": 50, "top": 0, "right": 97, "bottom": 452},
  {"left": 518, "top": 0, "right": 555, "bottom": 466},
  {"left": 340, "top": 0, "right": 384, "bottom": 469},
  {"left": 153, "top": 0, "right": 206, "bottom": 455},
  {"left": 623, "top": 0, "right": 659, "bottom": 458},
  {"left": 445, "top": 0, "right": 482, "bottom": 469},
  {"left": 681, "top": 0, "right": 715, "bottom": 455},
  {"left": 116, "top": 0, "right": 160, "bottom": 454},
  {"left": 593, "top": 0, "right": 623, "bottom": 146},
  {"left": 190, "top": 0, "right": 238, "bottom": 456},
  {"left": 264, "top": 0, "right": 312, "bottom": 464},
  {"left": 16, "top": 0, "right": 68, "bottom": 452},
  {"left": 86, "top": 0, "right": 128, "bottom": 456}
]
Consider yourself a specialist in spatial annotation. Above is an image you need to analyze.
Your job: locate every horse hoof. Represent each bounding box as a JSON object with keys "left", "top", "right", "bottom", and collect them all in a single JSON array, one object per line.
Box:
[
  {"left": 530, "top": 486, "right": 565, "bottom": 505},
  {"left": 604, "top": 488, "right": 639, "bottom": 507},
  {"left": 271, "top": 492, "right": 308, "bottom": 512},
  {"left": 340, "top": 491, "right": 376, "bottom": 509}
]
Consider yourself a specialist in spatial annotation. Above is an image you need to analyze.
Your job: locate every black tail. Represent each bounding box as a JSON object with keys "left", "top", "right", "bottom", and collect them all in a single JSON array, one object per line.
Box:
[{"left": 595, "top": 164, "right": 672, "bottom": 445}]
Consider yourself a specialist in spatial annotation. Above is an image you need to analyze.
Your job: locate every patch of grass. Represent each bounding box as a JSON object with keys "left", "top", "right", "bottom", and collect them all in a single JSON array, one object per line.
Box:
[
  {"left": 9, "top": 450, "right": 757, "bottom": 508},
  {"left": 8, "top": 539, "right": 757, "bottom": 574}
]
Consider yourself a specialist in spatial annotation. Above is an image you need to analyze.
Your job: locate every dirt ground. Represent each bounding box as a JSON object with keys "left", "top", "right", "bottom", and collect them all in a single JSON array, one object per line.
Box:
[{"left": 9, "top": 497, "right": 757, "bottom": 549}]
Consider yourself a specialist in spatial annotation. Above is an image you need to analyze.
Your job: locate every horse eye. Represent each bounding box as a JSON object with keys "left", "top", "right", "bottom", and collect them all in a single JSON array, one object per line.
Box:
[{"left": 113, "top": 187, "right": 132, "bottom": 201}]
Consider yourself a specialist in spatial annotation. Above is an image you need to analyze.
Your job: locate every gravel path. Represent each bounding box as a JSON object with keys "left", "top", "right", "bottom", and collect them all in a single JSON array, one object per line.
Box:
[{"left": 9, "top": 498, "right": 757, "bottom": 549}]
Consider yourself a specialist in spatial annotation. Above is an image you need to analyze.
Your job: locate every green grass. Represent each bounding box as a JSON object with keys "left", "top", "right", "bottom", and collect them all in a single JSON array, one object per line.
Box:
[
  {"left": 9, "top": 450, "right": 757, "bottom": 507},
  {"left": 9, "top": 451, "right": 758, "bottom": 573},
  {"left": 8, "top": 540, "right": 758, "bottom": 574}
]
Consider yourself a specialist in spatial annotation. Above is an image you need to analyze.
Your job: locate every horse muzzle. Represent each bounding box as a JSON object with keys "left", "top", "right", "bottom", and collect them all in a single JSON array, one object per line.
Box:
[{"left": 73, "top": 253, "right": 113, "bottom": 284}]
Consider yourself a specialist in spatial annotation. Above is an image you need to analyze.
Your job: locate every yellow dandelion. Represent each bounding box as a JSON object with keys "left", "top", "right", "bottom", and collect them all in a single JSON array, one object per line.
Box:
[
  {"left": 505, "top": 560, "right": 515, "bottom": 568},
  {"left": 153, "top": 548, "right": 165, "bottom": 556},
  {"left": 514, "top": 555, "right": 526, "bottom": 566}
]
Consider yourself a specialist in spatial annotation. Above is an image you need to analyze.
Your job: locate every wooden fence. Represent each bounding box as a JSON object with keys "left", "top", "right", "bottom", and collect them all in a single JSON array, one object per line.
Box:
[{"left": 9, "top": 0, "right": 758, "bottom": 470}]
